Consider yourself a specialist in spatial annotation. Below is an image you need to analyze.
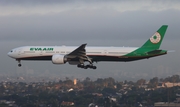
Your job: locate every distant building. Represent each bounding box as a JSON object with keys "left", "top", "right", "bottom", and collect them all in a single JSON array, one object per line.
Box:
[
  {"left": 110, "top": 97, "right": 117, "bottom": 102},
  {"left": 92, "top": 93, "right": 103, "bottom": 97},
  {"left": 157, "top": 82, "right": 180, "bottom": 88},
  {"left": 154, "top": 102, "right": 180, "bottom": 107},
  {"left": 74, "top": 79, "right": 77, "bottom": 85},
  {"left": 67, "top": 88, "right": 74, "bottom": 92},
  {"left": 61, "top": 101, "right": 74, "bottom": 106},
  {"left": 88, "top": 103, "right": 98, "bottom": 107}
]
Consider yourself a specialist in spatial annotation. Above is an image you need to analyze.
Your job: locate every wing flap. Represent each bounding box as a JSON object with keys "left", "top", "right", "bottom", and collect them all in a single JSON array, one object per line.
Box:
[
  {"left": 66, "top": 44, "right": 92, "bottom": 64},
  {"left": 68, "top": 44, "right": 86, "bottom": 56}
]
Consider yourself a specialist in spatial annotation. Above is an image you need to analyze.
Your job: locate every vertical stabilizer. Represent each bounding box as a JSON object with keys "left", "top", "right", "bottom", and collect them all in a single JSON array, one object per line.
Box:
[{"left": 141, "top": 25, "right": 168, "bottom": 49}]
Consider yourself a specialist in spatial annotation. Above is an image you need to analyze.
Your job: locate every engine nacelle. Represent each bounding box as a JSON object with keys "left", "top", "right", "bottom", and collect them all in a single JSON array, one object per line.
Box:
[{"left": 52, "top": 54, "right": 67, "bottom": 64}]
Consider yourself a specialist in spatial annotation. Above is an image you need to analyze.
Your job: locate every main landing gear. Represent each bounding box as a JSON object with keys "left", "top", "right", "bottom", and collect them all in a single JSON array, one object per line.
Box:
[{"left": 77, "top": 64, "right": 97, "bottom": 69}]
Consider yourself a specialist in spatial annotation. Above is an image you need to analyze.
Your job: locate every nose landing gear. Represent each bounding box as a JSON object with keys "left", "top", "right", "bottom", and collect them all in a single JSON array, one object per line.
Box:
[
  {"left": 16, "top": 60, "right": 22, "bottom": 67},
  {"left": 18, "top": 64, "right": 22, "bottom": 67}
]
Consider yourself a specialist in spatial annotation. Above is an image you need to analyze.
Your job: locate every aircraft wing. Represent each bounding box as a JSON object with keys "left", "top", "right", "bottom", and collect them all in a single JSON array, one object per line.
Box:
[{"left": 66, "top": 44, "right": 92, "bottom": 63}]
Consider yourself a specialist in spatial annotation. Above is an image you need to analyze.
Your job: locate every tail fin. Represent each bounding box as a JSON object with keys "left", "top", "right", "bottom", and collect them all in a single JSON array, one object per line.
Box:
[{"left": 141, "top": 25, "right": 168, "bottom": 49}]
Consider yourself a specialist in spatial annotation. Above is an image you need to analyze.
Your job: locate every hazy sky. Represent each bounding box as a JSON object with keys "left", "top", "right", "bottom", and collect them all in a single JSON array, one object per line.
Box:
[{"left": 0, "top": 0, "right": 180, "bottom": 81}]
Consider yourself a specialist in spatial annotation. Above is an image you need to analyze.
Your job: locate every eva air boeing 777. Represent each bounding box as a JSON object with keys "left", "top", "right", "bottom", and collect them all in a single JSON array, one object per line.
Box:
[{"left": 8, "top": 25, "right": 168, "bottom": 69}]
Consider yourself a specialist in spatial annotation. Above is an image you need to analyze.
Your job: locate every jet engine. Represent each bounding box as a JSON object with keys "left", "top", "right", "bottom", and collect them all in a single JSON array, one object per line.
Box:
[{"left": 52, "top": 54, "right": 67, "bottom": 64}]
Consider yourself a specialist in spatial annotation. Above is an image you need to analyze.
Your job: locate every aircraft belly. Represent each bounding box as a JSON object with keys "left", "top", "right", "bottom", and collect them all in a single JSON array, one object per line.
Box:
[
  {"left": 17, "top": 56, "right": 52, "bottom": 60},
  {"left": 89, "top": 55, "right": 148, "bottom": 62}
]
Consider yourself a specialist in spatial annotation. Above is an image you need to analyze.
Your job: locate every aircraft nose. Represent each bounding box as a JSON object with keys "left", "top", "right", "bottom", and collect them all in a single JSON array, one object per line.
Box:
[
  {"left": 7, "top": 51, "right": 13, "bottom": 58},
  {"left": 7, "top": 52, "right": 11, "bottom": 57}
]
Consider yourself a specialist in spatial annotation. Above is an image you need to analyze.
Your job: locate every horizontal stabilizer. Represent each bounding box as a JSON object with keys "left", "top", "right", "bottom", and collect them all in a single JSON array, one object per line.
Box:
[{"left": 147, "top": 50, "right": 162, "bottom": 55}]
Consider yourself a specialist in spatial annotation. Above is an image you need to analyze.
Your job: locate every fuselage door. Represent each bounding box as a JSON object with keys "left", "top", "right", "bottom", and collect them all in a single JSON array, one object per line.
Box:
[
  {"left": 104, "top": 50, "right": 108, "bottom": 56},
  {"left": 40, "top": 50, "right": 43, "bottom": 55},
  {"left": 18, "top": 49, "right": 23, "bottom": 55}
]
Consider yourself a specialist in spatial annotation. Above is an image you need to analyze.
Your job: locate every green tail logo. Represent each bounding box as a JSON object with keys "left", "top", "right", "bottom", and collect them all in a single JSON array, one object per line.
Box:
[{"left": 141, "top": 25, "right": 168, "bottom": 49}]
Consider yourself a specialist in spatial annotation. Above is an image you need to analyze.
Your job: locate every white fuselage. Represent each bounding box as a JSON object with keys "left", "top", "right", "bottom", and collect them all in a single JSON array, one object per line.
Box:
[{"left": 8, "top": 46, "right": 138, "bottom": 60}]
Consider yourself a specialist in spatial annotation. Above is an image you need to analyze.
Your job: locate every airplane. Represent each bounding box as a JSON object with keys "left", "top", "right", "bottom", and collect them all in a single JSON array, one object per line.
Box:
[{"left": 8, "top": 25, "right": 168, "bottom": 69}]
